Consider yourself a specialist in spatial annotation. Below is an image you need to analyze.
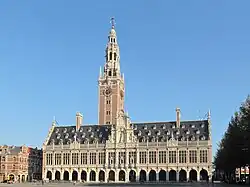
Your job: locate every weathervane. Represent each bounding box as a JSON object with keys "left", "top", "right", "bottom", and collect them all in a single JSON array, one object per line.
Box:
[{"left": 110, "top": 17, "right": 115, "bottom": 28}]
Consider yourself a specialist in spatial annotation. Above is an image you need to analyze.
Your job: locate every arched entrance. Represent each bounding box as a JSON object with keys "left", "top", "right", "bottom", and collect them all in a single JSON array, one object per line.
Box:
[
  {"left": 81, "top": 170, "right": 87, "bottom": 181},
  {"left": 9, "top": 174, "right": 14, "bottom": 181},
  {"left": 179, "top": 169, "right": 187, "bottom": 182},
  {"left": 200, "top": 169, "right": 208, "bottom": 181},
  {"left": 169, "top": 170, "right": 176, "bottom": 181},
  {"left": 109, "top": 170, "right": 115, "bottom": 181},
  {"left": 189, "top": 169, "right": 197, "bottom": 181},
  {"left": 99, "top": 170, "right": 105, "bottom": 182},
  {"left": 46, "top": 171, "right": 52, "bottom": 181},
  {"left": 129, "top": 170, "right": 136, "bottom": 182},
  {"left": 55, "top": 171, "right": 60, "bottom": 180},
  {"left": 72, "top": 170, "right": 78, "bottom": 181},
  {"left": 139, "top": 170, "right": 146, "bottom": 182},
  {"left": 89, "top": 170, "right": 96, "bottom": 181},
  {"left": 63, "top": 171, "right": 69, "bottom": 180},
  {"left": 159, "top": 170, "right": 166, "bottom": 181},
  {"left": 119, "top": 170, "right": 125, "bottom": 181},
  {"left": 149, "top": 170, "right": 156, "bottom": 181}
]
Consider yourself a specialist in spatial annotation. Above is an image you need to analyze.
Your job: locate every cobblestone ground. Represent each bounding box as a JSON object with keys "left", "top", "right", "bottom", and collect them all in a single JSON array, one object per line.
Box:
[{"left": 0, "top": 182, "right": 240, "bottom": 187}]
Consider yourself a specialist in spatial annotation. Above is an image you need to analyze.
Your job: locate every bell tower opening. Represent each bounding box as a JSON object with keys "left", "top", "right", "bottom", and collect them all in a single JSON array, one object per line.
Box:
[{"left": 98, "top": 18, "right": 125, "bottom": 125}]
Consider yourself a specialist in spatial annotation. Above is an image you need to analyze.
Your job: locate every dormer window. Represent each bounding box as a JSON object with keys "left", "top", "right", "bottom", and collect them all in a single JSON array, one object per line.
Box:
[
  {"left": 105, "top": 128, "right": 108, "bottom": 132},
  {"left": 151, "top": 136, "right": 155, "bottom": 142},
  {"left": 166, "top": 131, "right": 170, "bottom": 135},
  {"left": 191, "top": 136, "right": 195, "bottom": 141},
  {"left": 56, "top": 134, "right": 61, "bottom": 139},
  {"left": 90, "top": 132, "right": 94, "bottom": 138},
  {"left": 148, "top": 130, "right": 151, "bottom": 136},
  {"left": 55, "top": 129, "right": 59, "bottom": 134},
  {"left": 96, "top": 129, "right": 99, "bottom": 132},
  {"left": 186, "top": 130, "right": 190, "bottom": 135},
  {"left": 191, "top": 124, "right": 195, "bottom": 128},
  {"left": 171, "top": 125, "right": 176, "bottom": 129},
  {"left": 181, "top": 136, "right": 185, "bottom": 141},
  {"left": 72, "top": 128, "right": 75, "bottom": 133},
  {"left": 65, "top": 133, "right": 69, "bottom": 139},
  {"left": 162, "top": 125, "right": 166, "bottom": 129},
  {"left": 200, "top": 135, "right": 206, "bottom": 140},
  {"left": 88, "top": 127, "right": 92, "bottom": 132},
  {"left": 201, "top": 123, "right": 205, "bottom": 128},
  {"left": 153, "top": 125, "right": 156, "bottom": 129},
  {"left": 160, "top": 137, "right": 164, "bottom": 142},
  {"left": 134, "top": 125, "right": 137, "bottom": 130},
  {"left": 144, "top": 125, "right": 147, "bottom": 130},
  {"left": 157, "top": 131, "right": 161, "bottom": 136},
  {"left": 138, "top": 130, "right": 141, "bottom": 136},
  {"left": 99, "top": 132, "right": 103, "bottom": 138},
  {"left": 79, "top": 128, "right": 83, "bottom": 133},
  {"left": 63, "top": 128, "right": 67, "bottom": 133},
  {"left": 176, "top": 130, "right": 180, "bottom": 135},
  {"left": 82, "top": 133, "right": 86, "bottom": 138},
  {"left": 196, "top": 130, "right": 200, "bottom": 134},
  {"left": 181, "top": 124, "right": 185, "bottom": 129}
]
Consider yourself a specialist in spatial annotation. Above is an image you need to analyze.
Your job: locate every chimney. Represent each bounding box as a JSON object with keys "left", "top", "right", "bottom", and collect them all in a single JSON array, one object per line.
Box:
[
  {"left": 76, "top": 112, "right": 83, "bottom": 131},
  {"left": 176, "top": 108, "right": 181, "bottom": 128}
]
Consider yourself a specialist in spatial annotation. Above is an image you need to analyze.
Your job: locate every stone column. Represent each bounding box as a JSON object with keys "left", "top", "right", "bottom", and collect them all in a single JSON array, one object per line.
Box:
[
  {"left": 146, "top": 171, "right": 149, "bottom": 181},
  {"left": 197, "top": 170, "right": 200, "bottom": 182},
  {"left": 125, "top": 169, "right": 129, "bottom": 182},
  {"left": 176, "top": 171, "right": 179, "bottom": 182},
  {"left": 78, "top": 170, "right": 81, "bottom": 182},
  {"left": 69, "top": 170, "right": 72, "bottom": 181},
  {"left": 166, "top": 171, "right": 169, "bottom": 181},
  {"left": 52, "top": 170, "right": 55, "bottom": 180},
  {"left": 136, "top": 168, "right": 140, "bottom": 182},
  {"left": 156, "top": 171, "right": 159, "bottom": 181},
  {"left": 60, "top": 171, "right": 64, "bottom": 181},
  {"left": 105, "top": 170, "right": 108, "bottom": 182}
]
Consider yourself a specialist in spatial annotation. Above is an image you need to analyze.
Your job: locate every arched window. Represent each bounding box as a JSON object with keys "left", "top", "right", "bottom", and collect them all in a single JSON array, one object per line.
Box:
[
  {"left": 114, "top": 53, "right": 117, "bottom": 61},
  {"left": 109, "top": 52, "right": 112, "bottom": 60},
  {"left": 108, "top": 71, "right": 112, "bottom": 76}
]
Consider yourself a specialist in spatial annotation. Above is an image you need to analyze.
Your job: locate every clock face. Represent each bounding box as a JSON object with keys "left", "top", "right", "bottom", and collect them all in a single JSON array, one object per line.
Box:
[{"left": 103, "top": 86, "right": 112, "bottom": 96}]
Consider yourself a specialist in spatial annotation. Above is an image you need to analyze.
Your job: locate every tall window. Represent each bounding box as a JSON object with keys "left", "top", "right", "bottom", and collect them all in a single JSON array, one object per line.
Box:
[
  {"left": 169, "top": 151, "right": 176, "bottom": 163},
  {"left": 189, "top": 150, "right": 197, "bottom": 163},
  {"left": 81, "top": 153, "right": 87, "bottom": 165},
  {"left": 149, "top": 151, "right": 156, "bottom": 164},
  {"left": 63, "top": 153, "right": 70, "bottom": 165},
  {"left": 119, "top": 152, "right": 125, "bottom": 164},
  {"left": 72, "top": 153, "right": 79, "bottom": 165},
  {"left": 55, "top": 153, "right": 61, "bottom": 165},
  {"left": 159, "top": 151, "right": 167, "bottom": 164},
  {"left": 109, "top": 52, "right": 112, "bottom": 60},
  {"left": 139, "top": 151, "right": 147, "bottom": 164},
  {"left": 200, "top": 150, "right": 208, "bottom": 163},
  {"left": 99, "top": 152, "right": 105, "bottom": 165},
  {"left": 179, "top": 150, "right": 187, "bottom": 163},
  {"left": 90, "top": 153, "right": 96, "bottom": 165},
  {"left": 46, "top": 153, "right": 53, "bottom": 165},
  {"left": 108, "top": 152, "right": 115, "bottom": 165},
  {"left": 114, "top": 53, "right": 117, "bottom": 61},
  {"left": 129, "top": 152, "right": 136, "bottom": 164}
]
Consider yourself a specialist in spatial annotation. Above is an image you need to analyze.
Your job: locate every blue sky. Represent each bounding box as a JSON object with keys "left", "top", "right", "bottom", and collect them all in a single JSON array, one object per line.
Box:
[{"left": 0, "top": 1, "right": 249, "bottom": 156}]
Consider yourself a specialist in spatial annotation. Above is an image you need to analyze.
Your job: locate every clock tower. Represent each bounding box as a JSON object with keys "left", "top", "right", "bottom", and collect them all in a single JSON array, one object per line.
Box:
[{"left": 98, "top": 18, "right": 125, "bottom": 125}]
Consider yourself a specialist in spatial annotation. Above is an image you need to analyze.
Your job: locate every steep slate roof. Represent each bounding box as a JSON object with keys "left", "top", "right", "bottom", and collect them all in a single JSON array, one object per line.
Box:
[{"left": 48, "top": 120, "right": 209, "bottom": 145}]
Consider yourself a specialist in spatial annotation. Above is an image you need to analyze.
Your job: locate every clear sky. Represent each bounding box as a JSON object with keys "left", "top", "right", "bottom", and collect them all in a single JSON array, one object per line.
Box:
[{"left": 0, "top": 1, "right": 249, "bottom": 156}]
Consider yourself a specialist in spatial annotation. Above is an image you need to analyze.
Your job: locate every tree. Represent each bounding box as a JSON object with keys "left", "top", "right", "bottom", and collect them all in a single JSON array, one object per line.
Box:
[{"left": 214, "top": 95, "right": 250, "bottom": 173}]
